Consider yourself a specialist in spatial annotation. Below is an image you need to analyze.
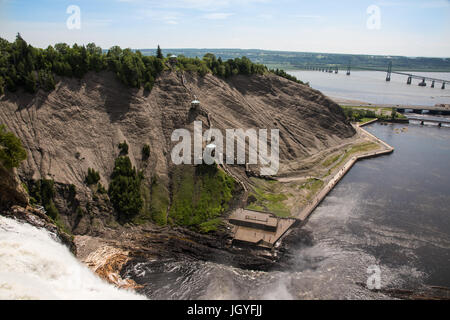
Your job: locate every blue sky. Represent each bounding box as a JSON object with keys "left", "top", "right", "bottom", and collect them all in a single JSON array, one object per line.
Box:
[{"left": 1, "top": 0, "right": 449, "bottom": 57}]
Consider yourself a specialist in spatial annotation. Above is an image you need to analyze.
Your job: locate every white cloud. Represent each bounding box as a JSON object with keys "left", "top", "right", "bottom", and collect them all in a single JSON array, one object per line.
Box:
[
  {"left": 142, "top": 10, "right": 183, "bottom": 25},
  {"left": 292, "top": 14, "right": 322, "bottom": 20},
  {"left": 130, "top": 0, "right": 270, "bottom": 12},
  {"left": 258, "top": 14, "right": 273, "bottom": 20},
  {"left": 202, "top": 12, "right": 233, "bottom": 19},
  {"left": 83, "top": 19, "right": 113, "bottom": 28},
  {"left": 378, "top": 0, "right": 450, "bottom": 8}
]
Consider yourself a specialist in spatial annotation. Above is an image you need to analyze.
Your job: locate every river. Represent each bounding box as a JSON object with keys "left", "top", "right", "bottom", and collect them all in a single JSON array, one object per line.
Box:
[
  {"left": 2, "top": 95, "right": 449, "bottom": 300},
  {"left": 288, "top": 70, "right": 450, "bottom": 106},
  {"left": 122, "top": 122, "right": 450, "bottom": 300}
]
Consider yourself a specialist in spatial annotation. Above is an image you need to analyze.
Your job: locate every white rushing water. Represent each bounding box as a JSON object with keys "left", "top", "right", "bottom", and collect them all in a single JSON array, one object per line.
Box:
[{"left": 0, "top": 216, "right": 145, "bottom": 300}]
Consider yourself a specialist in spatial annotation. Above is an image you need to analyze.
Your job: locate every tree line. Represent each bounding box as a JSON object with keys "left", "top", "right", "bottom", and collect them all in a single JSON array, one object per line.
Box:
[
  {"left": 0, "top": 34, "right": 306, "bottom": 95},
  {"left": 0, "top": 34, "right": 165, "bottom": 94}
]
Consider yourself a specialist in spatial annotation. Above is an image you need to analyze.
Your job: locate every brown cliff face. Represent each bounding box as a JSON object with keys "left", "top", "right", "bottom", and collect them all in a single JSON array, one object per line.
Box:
[
  {"left": 0, "top": 164, "right": 28, "bottom": 210},
  {"left": 0, "top": 71, "right": 355, "bottom": 233},
  {"left": 0, "top": 163, "right": 75, "bottom": 253}
]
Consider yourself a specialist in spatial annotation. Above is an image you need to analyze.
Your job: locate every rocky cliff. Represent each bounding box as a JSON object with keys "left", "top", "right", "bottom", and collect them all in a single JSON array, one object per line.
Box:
[
  {"left": 0, "top": 70, "right": 355, "bottom": 234},
  {"left": 0, "top": 164, "right": 28, "bottom": 210},
  {"left": 0, "top": 164, "right": 75, "bottom": 253}
]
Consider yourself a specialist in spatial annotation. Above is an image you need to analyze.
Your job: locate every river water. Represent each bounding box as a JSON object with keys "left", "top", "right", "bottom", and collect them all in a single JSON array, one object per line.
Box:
[
  {"left": 2, "top": 69, "right": 449, "bottom": 299},
  {"left": 125, "top": 71, "right": 449, "bottom": 299},
  {"left": 3, "top": 123, "right": 447, "bottom": 300},
  {"left": 288, "top": 70, "right": 450, "bottom": 106},
  {"left": 123, "top": 123, "right": 450, "bottom": 300}
]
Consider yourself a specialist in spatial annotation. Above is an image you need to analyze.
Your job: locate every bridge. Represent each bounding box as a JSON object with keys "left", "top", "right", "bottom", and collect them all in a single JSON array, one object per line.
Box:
[
  {"left": 302, "top": 62, "right": 448, "bottom": 89},
  {"left": 395, "top": 105, "right": 450, "bottom": 115},
  {"left": 407, "top": 116, "right": 450, "bottom": 127}
]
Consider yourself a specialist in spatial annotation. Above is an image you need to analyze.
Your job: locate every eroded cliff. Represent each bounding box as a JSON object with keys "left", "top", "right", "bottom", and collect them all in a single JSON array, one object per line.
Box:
[{"left": 0, "top": 70, "right": 355, "bottom": 234}]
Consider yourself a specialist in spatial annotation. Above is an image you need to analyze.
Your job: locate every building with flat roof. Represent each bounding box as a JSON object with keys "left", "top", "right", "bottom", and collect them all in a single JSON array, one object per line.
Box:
[
  {"left": 229, "top": 209, "right": 278, "bottom": 232},
  {"left": 228, "top": 209, "right": 298, "bottom": 249}
]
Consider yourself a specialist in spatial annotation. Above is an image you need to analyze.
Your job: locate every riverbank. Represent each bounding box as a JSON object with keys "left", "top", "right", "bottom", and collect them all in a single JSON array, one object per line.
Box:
[
  {"left": 82, "top": 121, "right": 450, "bottom": 300},
  {"left": 333, "top": 97, "right": 447, "bottom": 110},
  {"left": 295, "top": 122, "right": 394, "bottom": 222},
  {"left": 268, "top": 120, "right": 393, "bottom": 222},
  {"left": 236, "top": 120, "right": 396, "bottom": 248}
]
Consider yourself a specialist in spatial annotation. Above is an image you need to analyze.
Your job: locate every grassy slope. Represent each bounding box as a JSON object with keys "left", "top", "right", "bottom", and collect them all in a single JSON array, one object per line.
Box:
[
  {"left": 246, "top": 178, "right": 291, "bottom": 218},
  {"left": 168, "top": 164, "right": 235, "bottom": 231}
]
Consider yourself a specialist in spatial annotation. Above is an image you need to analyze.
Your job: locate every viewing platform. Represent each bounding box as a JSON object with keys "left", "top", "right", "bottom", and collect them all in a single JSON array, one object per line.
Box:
[{"left": 228, "top": 209, "right": 297, "bottom": 249}]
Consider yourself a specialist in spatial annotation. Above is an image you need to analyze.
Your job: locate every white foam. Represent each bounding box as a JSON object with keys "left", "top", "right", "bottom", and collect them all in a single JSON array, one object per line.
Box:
[{"left": 0, "top": 216, "right": 146, "bottom": 300}]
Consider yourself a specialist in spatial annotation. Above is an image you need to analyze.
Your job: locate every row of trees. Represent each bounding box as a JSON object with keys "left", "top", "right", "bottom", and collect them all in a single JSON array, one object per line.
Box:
[
  {"left": 342, "top": 108, "right": 377, "bottom": 122},
  {"left": 0, "top": 34, "right": 165, "bottom": 94},
  {"left": 270, "top": 68, "right": 306, "bottom": 85},
  {"left": 176, "top": 53, "right": 267, "bottom": 78},
  {"left": 0, "top": 34, "right": 304, "bottom": 96}
]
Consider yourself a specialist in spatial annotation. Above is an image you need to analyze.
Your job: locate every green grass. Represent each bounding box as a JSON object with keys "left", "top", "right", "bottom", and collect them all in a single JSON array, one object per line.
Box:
[
  {"left": 330, "top": 142, "right": 379, "bottom": 172},
  {"left": 300, "top": 178, "right": 324, "bottom": 201},
  {"left": 168, "top": 164, "right": 235, "bottom": 228},
  {"left": 359, "top": 118, "right": 377, "bottom": 125},
  {"left": 149, "top": 178, "right": 170, "bottom": 226},
  {"left": 322, "top": 153, "right": 342, "bottom": 167},
  {"left": 341, "top": 105, "right": 391, "bottom": 112},
  {"left": 246, "top": 178, "right": 291, "bottom": 217},
  {"left": 198, "top": 218, "right": 223, "bottom": 233},
  {"left": 130, "top": 181, "right": 169, "bottom": 226},
  {"left": 341, "top": 105, "right": 408, "bottom": 122}
]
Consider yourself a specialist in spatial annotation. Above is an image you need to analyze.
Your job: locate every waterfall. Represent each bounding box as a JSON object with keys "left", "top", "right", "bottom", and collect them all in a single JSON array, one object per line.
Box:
[{"left": 0, "top": 216, "right": 145, "bottom": 300}]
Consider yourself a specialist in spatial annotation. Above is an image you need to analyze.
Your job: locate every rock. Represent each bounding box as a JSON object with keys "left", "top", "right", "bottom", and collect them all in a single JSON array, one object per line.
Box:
[
  {"left": 0, "top": 164, "right": 28, "bottom": 210},
  {"left": 74, "top": 235, "right": 142, "bottom": 290},
  {"left": 2, "top": 205, "right": 76, "bottom": 255},
  {"left": 0, "top": 70, "right": 355, "bottom": 234}
]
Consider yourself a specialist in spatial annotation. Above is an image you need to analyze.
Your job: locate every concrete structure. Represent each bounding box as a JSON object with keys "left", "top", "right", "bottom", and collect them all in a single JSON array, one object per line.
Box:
[
  {"left": 229, "top": 209, "right": 297, "bottom": 249},
  {"left": 191, "top": 100, "right": 200, "bottom": 108},
  {"left": 297, "top": 123, "right": 394, "bottom": 222},
  {"left": 229, "top": 209, "right": 278, "bottom": 231},
  {"left": 395, "top": 104, "right": 450, "bottom": 115},
  {"left": 169, "top": 54, "right": 177, "bottom": 64},
  {"left": 307, "top": 63, "right": 448, "bottom": 89},
  {"left": 407, "top": 117, "right": 450, "bottom": 127}
]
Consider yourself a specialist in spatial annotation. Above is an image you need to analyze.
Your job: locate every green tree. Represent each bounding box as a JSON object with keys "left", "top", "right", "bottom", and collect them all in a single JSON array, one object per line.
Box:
[
  {"left": 391, "top": 108, "right": 397, "bottom": 120},
  {"left": 85, "top": 168, "right": 100, "bottom": 185},
  {"left": 0, "top": 76, "right": 4, "bottom": 95},
  {"left": 108, "top": 156, "right": 143, "bottom": 221},
  {"left": 118, "top": 141, "right": 129, "bottom": 155},
  {"left": 0, "top": 124, "right": 27, "bottom": 169},
  {"left": 142, "top": 144, "right": 150, "bottom": 160},
  {"left": 24, "top": 71, "right": 37, "bottom": 93},
  {"left": 156, "top": 45, "right": 163, "bottom": 59}
]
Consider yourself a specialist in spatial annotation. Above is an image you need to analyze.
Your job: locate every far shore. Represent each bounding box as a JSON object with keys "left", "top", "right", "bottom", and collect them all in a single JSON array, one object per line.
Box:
[{"left": 330, "top": 96, "right": 444, "bottom": 109}]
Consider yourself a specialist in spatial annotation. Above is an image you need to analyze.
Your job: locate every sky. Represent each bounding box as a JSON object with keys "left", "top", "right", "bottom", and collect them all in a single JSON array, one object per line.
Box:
[{"left": 1, "top": 0, "right": 449, "bottom": 57}]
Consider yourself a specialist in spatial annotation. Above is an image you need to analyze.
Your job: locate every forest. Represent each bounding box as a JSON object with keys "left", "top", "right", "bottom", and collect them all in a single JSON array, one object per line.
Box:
[{"left": 0, "top": 34, "right": 306, "bottom": 95}]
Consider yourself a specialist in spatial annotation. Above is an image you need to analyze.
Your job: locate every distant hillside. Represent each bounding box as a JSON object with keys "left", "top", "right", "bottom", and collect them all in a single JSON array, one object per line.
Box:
[{"left": 138, "top": 49, "right": 450, "bottom": 72}]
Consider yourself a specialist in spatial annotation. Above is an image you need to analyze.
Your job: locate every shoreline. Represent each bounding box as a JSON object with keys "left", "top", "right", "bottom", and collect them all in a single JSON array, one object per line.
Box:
[
  {"left": 332, "top": 97, "right": 447, "bottom": 110},
  {"left": 294, "top": 121, "right": 394, "bottom": 223}
]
